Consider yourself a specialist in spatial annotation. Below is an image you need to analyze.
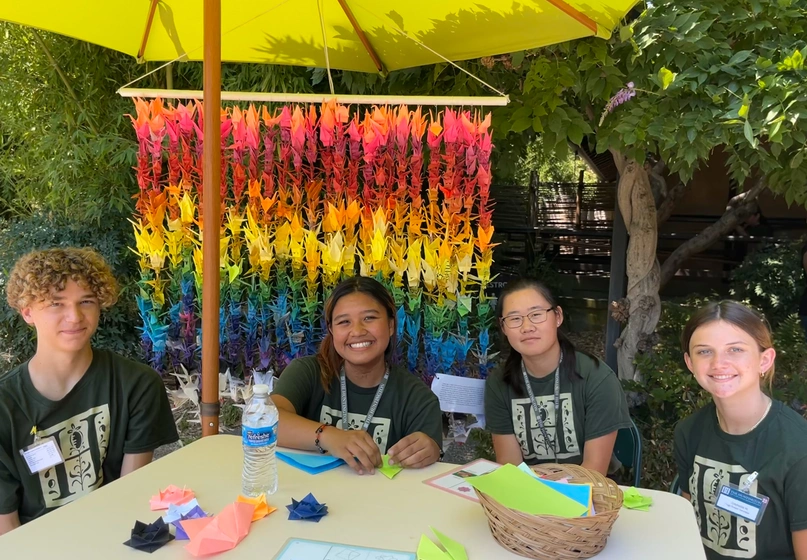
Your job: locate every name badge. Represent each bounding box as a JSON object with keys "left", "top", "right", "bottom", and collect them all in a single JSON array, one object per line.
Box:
[
  {"left": 714, "top": 483, "right": 769, "bottom": 524},
  {"left": 20, "top": 436, "right": 64, "bottom": 475}
]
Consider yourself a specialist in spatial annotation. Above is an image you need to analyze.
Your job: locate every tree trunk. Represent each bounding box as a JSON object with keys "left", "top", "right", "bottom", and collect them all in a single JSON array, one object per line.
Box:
[
  {"left": 659, "top": 176, "right": 767, "bottom": 288},
  {"left": 611, "top": 150, "right": 661, "bottom": 382}
]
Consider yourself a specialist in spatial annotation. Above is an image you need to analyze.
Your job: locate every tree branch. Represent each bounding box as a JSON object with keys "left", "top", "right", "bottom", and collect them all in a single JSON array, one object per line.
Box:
[
  {"left": 656, "top": 181, "right": 689, "bottom": 225},
  {"left": 610, "top": 148, "right": 628, "bottom": 176},
  {"left": 31, "top": 30, "right": 100, "bottom": 136},
  {"left": 658, "top": 176, "right": 767, "bottom": 288}
]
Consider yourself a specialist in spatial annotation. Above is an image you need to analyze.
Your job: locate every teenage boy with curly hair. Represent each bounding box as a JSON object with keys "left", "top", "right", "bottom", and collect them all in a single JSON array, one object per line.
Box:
[{"left": 0, "top": 248, "right": 178, "bottom": 535}]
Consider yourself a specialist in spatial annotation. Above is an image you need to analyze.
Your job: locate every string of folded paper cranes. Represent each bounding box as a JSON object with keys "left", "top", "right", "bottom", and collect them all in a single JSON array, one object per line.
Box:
[{"left": 129, "top": 99, "right": 499, "bottom": 395}]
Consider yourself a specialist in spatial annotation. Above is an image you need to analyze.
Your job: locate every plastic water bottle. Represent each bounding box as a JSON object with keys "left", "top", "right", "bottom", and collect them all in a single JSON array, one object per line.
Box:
[{"left": 241, "top": 384, "right": 279, "bottom": 496}]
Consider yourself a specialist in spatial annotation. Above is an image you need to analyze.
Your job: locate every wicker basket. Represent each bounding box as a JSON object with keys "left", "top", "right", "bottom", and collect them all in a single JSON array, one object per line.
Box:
[{"left": 476, "top": 463, "right": 623, "bottom": 560}]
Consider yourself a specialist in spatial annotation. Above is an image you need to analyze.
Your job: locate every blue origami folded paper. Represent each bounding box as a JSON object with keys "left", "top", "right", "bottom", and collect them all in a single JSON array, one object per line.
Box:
[
  {"left": 286, "top": 493, "right": 328, "bottom": 522},
  {"left": 171, "top": 505, "right": 209, "bottom": 540},
  {"left": 277, "top": 451, "right": 345, "bottom": 475}
]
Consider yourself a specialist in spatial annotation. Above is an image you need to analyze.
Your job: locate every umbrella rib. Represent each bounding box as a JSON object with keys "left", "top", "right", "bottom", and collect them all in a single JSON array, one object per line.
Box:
[
  {"left": 336, "top": 0, "right": 385, "bottom": 74},
  {"left": 546, "top": 0, "right": 598, "bottom": 34},
  {"left": 137, "top": 0, "right": 161, "bottom": 61}
]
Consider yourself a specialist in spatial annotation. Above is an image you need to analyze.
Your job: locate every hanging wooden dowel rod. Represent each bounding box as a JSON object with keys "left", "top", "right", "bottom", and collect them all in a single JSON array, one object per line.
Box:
[{"left": 117, "top": 87, "right": 510, "bottom": 107}]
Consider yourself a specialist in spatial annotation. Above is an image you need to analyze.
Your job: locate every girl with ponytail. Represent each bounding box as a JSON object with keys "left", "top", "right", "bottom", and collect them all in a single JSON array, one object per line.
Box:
[{"left": 484, "top": 278, "right": 631, "bottom": 474}]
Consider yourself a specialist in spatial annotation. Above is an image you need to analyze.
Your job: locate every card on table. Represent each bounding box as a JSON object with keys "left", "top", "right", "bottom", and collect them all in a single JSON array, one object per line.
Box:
[
  {"left": 422, "top": 459, "right": 500, "bottom": 502},
  {"left": 272, "top": 538, "right": 415, "bottom": 560}
]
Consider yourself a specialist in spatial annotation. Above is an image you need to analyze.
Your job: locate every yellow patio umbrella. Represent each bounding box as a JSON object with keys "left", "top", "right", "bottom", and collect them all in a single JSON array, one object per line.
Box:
[
  {"left": 1, "top": 0, "right": 639, "bottom": 436},
  {"left": 2, "top": 1, "right": 635, "bottom": 71}
]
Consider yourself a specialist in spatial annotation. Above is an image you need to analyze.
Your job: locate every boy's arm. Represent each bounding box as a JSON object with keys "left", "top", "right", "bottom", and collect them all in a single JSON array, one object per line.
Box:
[
  {"left": 0, "top": 511, "right": 20, "bottom": 536},
  {"left": 121, "top": 451, "right": 154, "bottom": 476}
]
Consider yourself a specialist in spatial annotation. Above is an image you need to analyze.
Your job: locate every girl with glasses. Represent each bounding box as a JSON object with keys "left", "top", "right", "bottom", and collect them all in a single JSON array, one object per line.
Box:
[{"left": 484, "top": 278, "right": 631, "bottom": 473}]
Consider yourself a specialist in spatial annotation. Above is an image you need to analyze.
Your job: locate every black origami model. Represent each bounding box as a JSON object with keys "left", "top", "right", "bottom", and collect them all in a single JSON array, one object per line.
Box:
[{"left": 123, "top": 517, "right": 176, "bottom": 553}]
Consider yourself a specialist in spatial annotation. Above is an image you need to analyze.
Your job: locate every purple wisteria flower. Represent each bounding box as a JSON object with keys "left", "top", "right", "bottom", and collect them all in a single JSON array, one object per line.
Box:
[{"left": 600, "top": 82, "right": 636, "bottom": 125}]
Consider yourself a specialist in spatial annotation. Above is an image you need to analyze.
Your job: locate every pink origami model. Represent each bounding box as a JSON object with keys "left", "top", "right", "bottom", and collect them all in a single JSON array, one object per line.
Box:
[
  {"left": 149, "top": 485, "right": 196, "bottom": 510},
  {"left": 181, "top": 502, "right": 256, "bottom": 557}
]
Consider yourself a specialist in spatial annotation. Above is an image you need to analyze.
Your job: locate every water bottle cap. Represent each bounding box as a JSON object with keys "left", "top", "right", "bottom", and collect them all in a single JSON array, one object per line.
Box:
[{"left": 253, "top": 384, "right": 270, "bottom": 395}]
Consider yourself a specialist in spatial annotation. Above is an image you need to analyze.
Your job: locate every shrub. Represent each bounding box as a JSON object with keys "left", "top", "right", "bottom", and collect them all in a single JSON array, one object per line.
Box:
[
  {"left": 0, "top": 212, "right": 140, "bottom": 371},
  {"left": 730, "top": 239, "right": 805, "bottom": 327}
]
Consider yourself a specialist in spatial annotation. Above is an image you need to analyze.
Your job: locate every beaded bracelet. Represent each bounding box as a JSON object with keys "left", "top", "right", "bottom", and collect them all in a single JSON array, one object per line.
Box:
[{"left": 314, "top": 424, "right": 328, "bottom": 454}]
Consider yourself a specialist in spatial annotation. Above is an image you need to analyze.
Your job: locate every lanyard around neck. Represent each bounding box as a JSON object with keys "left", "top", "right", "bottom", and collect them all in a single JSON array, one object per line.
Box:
[
  {"left": 521, "top": 350, "right": 564, "bottom": 459},
  {"left": 340, "top": 364, "right": 390, "bottom": 433}
]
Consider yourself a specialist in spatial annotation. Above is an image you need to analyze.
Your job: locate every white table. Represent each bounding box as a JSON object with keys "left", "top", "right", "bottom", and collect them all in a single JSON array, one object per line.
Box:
[{"left": 0, "top": 435, "right": 705, "bottom": 559}]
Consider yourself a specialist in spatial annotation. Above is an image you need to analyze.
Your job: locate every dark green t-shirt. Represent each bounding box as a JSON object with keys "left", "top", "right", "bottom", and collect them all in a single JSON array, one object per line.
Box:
[
  {"left": 674, "top": 400, "right": 807, "bottom": 560},
  {"left": 0, "top": 349, "right": 178, "bottom": 524},
  {"left": 484, "top": 352, "right": 631, "bottom": 465},
  {"left": 272, "top": 356, "right": 442, "bottom": 454}
]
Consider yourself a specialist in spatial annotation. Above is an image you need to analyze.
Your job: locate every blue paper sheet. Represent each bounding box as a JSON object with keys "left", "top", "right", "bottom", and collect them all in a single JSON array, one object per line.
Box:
[
  {"left": 517, "top": 462, "right": 592, "bottom": 515},
  {"left": 277, "top": 451, "right": 345, "bottom": 474}
]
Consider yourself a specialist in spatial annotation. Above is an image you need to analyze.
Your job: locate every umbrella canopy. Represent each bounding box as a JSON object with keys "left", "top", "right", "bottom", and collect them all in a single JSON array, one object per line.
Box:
[{"left": 2, "top": 0, "right": 637, "bottom": 72}]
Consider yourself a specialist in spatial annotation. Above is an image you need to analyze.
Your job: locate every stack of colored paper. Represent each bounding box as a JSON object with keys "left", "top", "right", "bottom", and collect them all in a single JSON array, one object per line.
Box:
[
  {"left": 467, "top": 463, "right": 592, "bottom": 518},
  {"left": 276, "top": 451, "right": 345, "bottom": 474},
  {"left": 516, "top": 463, "right": 594, "bottom": 516}
]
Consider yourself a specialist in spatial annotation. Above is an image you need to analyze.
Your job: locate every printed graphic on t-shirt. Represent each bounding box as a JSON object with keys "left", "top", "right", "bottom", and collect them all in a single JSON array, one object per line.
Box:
[
  {"left": 320, "top": 405, "right": 392, "bottom": 454},
  {"left": 35, "top": 404, "right": 110, "bottom": 509},
  {"left": 511, "top": 393, "right": 579, "bottom": 461},
  {"left": 689, "top": 455, "right": 757, "bottom": 558}
]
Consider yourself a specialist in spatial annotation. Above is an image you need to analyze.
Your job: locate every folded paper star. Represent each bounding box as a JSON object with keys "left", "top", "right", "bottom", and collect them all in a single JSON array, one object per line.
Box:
[
  {"left": 286, "top": 493, "right": 328, "bottom": 522},
  {"left": 623, "top": 487, "right": 653, "bottom": 511},
  {"left": 237, "top": 494, "right": 277, "bottom": 522},
  {"left": 181, "top": 501, "right": 255, "bottom": 557},
  {"left": 171, "top": 505, "right": 209, "bottom": 540},
  {"left": 162, "top": 498, "right": 203, "bottom": 523},
  {"left": 379, "top": 455, "right": 404, "bottom": 480},
  {"left": 123, "top": 518, "right": 175, "bottom": 553},
  {"left": 150, "top": 484, "right": 195, "bottom": 510}
]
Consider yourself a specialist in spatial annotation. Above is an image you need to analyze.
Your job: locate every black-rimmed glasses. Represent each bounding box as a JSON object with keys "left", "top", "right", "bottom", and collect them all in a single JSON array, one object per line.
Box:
[{"left": 500, "top": 307, "right": 556, "bottom": 329}]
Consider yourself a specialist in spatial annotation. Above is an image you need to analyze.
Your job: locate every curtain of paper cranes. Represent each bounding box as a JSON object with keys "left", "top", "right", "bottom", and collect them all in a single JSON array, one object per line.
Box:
[{"left": 129, "top": 99, "right": 497, "bottom": 383}]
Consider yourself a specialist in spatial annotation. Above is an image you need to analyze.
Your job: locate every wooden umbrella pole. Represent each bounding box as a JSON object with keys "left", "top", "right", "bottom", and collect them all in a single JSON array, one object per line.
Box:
[{"left": 201, "top": 0, "right": 222, "bottom": 437}]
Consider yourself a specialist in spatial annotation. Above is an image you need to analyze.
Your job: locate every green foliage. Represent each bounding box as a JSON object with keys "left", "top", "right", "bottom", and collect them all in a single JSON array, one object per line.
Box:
[
  {"left": 600, "top": 0, "right": 807, "bottom": 196},
  {"left": 514, "top": 137, "right": 598, "bottom": 185},
  {"left": 730, "top": 239, "right": 805, "bottom": 327},
  {"left": 0, "top": 24, "right": 156, "bottom": 221},
  {"left": 468, "top": 428, "right": 495, "bottom": 462},
  {"left": 0, "top": 213, "right": 141, "bottom": 371},
  {"left": 770, "top": 315, "right": 807, "bottom": 409}
]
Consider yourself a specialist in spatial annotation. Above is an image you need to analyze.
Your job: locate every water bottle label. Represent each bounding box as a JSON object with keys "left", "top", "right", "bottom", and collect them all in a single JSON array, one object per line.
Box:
[{"left": 242, "top": 422, "right": 278, "bottom": 448}]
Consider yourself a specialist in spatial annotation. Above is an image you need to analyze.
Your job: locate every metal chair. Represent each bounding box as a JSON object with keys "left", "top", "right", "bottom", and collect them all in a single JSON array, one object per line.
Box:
[{"left": 613, "top": 418, "right": 643, "bottom": 487}]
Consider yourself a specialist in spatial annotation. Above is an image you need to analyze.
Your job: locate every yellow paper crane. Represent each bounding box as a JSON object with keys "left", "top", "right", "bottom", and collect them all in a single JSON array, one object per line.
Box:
[{"left": 321, "top": 231, "right": 346, "bottom": 284}]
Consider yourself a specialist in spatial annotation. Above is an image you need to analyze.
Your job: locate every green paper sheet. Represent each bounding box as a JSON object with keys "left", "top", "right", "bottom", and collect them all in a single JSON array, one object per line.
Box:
[
  {"left": 431, "top": 528, "right": 468, "bottom": 560},
  {"left": 623, "top": 487, "right": 653, "bottom": 511},
  {"left": 416, "top": 535, "right": 452, "bottom": 560},
  {"left": 466, "top": 463, "right": 588, "bottom": 517},
  {"left": 379, "top": 455, "right": 404, "bottom": 479}
]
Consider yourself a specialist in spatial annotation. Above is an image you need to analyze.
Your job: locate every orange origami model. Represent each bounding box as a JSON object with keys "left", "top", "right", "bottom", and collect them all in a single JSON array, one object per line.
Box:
[
  {"left": 181, "top": 501, "right": 256, "bottom": 556},
  {"left": 236, "top": 494, "right": 277, "bottom": 522}
]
